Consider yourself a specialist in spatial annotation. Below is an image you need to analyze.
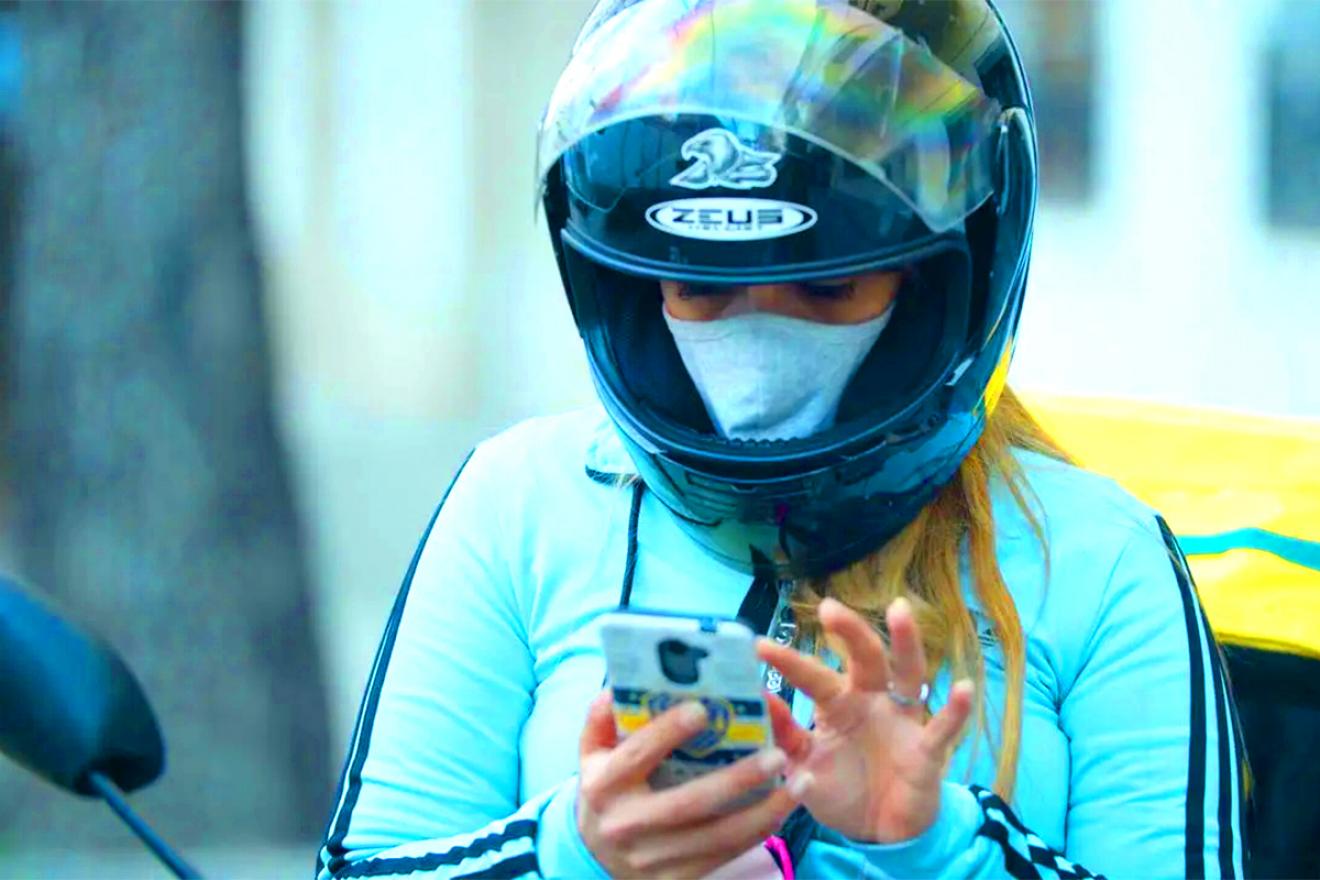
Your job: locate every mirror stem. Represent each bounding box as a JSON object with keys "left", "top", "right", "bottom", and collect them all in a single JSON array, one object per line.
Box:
[{"left": 85, "top": 771, "right": 203, "bottom": 879}]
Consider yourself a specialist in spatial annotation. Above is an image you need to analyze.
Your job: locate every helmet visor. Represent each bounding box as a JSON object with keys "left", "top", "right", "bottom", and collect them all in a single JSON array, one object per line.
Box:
[{"left": 538, "top": 0, "right": 1004, "bottom": 233}]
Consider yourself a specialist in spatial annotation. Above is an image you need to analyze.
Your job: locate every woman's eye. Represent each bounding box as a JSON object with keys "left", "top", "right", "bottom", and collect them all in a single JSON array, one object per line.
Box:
[
  {"left": 678, "top": 283, "right": 728, "bottom": 299},
  {"left": 804, "top": 282, "right": 856, "bottom": 300}
]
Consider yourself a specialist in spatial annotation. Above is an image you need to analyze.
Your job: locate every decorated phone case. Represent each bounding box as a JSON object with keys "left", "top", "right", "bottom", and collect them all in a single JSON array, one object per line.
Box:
[{"left": 599, "top": 610, "right": 776, "bottom": 798}]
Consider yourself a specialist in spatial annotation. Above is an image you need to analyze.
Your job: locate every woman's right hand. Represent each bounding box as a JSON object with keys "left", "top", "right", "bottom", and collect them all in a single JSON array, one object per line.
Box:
[{"left": 576, "top": 691, "right": 808, "bottom": 879}]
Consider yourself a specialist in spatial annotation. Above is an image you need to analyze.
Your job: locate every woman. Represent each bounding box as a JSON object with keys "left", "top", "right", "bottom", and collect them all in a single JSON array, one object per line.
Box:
[{"left": 316, "top": 1, "right": 1247, "bottom": 877}]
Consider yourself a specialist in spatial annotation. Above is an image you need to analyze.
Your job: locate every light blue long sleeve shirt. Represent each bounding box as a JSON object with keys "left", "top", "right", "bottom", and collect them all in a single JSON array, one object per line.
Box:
[{"left": 316, "top": 407, "right": 1245, "bottom": 879}]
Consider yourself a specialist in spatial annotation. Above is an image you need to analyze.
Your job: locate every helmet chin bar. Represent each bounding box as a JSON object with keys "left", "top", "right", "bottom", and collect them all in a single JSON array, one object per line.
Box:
[{"left": 608, "top": 391, "right": 986, "bottom": 579}]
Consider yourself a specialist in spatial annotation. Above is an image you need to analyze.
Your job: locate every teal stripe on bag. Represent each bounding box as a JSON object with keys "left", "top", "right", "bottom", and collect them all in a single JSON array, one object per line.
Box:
[{"left": 1179, "top": 529, "right": 1320, "bottom": 573}]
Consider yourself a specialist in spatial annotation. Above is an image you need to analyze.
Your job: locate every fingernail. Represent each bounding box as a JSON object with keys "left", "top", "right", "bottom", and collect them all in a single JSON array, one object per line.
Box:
[
  {"left": 758, "top": 748, "right": 786, "bottom": 775},
  {"left": 787, "top": 771, "right": 814, "bottom": 798},
  {"left": 890, "top": 596, "right": 911, "bottom": 615},
  {"left": 681, "top": 702, "right": 708, "bottom": 726}
]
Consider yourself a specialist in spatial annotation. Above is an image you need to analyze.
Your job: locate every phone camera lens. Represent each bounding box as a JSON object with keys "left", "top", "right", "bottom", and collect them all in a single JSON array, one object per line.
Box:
[{"left": 658, "top": 638, "right": 708, "bottom": 686}]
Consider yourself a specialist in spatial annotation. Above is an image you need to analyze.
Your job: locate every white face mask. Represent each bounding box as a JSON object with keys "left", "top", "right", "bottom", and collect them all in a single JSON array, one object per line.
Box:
[{"left": 663, "top": 306, "right": 894, "bottom": 441}]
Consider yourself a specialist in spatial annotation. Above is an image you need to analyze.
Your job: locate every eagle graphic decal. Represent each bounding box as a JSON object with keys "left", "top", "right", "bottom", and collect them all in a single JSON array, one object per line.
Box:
[{"left": 670, "top": 128, "right": 782, "bottom": 190}]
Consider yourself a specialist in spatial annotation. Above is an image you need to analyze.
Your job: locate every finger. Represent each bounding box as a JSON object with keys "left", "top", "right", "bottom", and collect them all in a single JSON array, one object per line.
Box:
[
  {"left": 885, "top": 597, "right": 928, "bottom": 703},
  {"left": 579, "top": 690, "right": 619, "bottom": 759},
  {"left": 593, "top": 701, "right": 709, "bottom": 793},
  {"left": 765, "top": 693, "right": 812, "bottom": 761},
  {"left": 605, "top": 747, "right": 787, "bottom": 835},
  {"left": 756, "top": 638, "right": 846, "bottom": 706},
  {"left": 921, "top": 679, "right": 975, "bottom": 759},
  {"left": 628, "top": 784, "right": 801, "bottom": 875},
  {"left": 818, "top": 597, "right": 891, "bottom": 693}
]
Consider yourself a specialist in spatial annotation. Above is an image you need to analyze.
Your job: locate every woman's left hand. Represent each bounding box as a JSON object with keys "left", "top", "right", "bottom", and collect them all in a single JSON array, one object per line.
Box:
[{"left": 756, "top": 596, "right": 975, "bottom": 845}]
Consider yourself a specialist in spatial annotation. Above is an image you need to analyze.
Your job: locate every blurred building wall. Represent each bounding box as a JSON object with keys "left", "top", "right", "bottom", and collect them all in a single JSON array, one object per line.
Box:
[
  {"left": 244, "top": 0, "right": 1320, "bottom": 816},
  {"left": 1014, "top": 0, "right": 1320, "bottom": 417},
  {"left": 245, "top": 0, "right": 596, "bottom": 755}
]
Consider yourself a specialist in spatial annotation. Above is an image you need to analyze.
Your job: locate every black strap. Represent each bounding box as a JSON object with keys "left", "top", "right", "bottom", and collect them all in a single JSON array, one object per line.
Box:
[
  {"left": 617, "top": 481, "right": 645, "bottom": 608},
  {"left": 736, "top": 575, "right": 780, "bottom": 635},
  {"left": 745, "top": 557, "right": 815, "bottom": 868},
  {"left": 742, "top": 549, "right": 797, "bottom": 705},
  {"left": 779, "top": 806, "right": 819, "bottom": 872},
  {"left": 603, "top": 483, "right": 647, "bottom": 689}
]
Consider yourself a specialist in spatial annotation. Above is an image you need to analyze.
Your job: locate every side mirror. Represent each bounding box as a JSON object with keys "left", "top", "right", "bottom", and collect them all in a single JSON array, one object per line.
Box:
[
  {"left": 0, "top": 573, "right": 164, "bottom": 795},
  {"left": 0, "top": 574, "right": 200, "bottom": 877}
]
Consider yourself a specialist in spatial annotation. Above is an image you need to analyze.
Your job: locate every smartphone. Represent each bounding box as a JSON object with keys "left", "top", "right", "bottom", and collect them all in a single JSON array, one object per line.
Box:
[{"left": 599, "top": 609, "right": 776, "bottom": 801}]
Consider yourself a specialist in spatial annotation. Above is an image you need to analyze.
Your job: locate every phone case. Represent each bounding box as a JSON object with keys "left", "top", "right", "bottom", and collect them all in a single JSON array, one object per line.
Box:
[{"left": 599, "top": 610, "right": 775, "bottom": 796}]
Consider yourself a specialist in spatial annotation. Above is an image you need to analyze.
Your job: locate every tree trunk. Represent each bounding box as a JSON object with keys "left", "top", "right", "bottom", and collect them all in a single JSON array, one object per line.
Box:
[{"left": 1, "top": 1, "right": 331, "bottom": 849}]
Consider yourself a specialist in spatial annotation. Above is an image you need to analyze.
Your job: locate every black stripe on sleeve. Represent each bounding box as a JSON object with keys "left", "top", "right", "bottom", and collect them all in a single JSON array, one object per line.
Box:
[
  {"left": 317, "top": 610, "right": 390, "bottom": 877},
  {"left": 337, "top": 821, "right": 537, "bottom": 878},
  {"left": 1184, "top": 549, "right": 1250, "bottom": 876},
  {"left": 454, "top": 852, "right": 541, "bottom": 880},
  {"left": 1157, "top": 515, "right": 1229, "bottom": 880},
  {"left": 1197, "top": 597, "right": 1247, "bottom": 877},
  {"left": 976, "top": 819, "right": 1044, "bottom": 879},
  {"left": 970, "top": 786, "right": 1106, "bottom": 879},
  {"left": 1223, "top": 666, "right": 1249, "bottom": 877},
  {"left": 1194, "top": 593, "right": 1243, "bottom": 878},
  {"left": 1219, "top": 667, "right": 1248, "bottom": 878},
  {"left": 1207, "top": 631, "right": 1236, "bottom": 878},
  {"left": 319, "top": 450, "right": 477, "bottom": 878},
  {"left": 1165, "top": 519, "right": 1245, "bottom": 875}
]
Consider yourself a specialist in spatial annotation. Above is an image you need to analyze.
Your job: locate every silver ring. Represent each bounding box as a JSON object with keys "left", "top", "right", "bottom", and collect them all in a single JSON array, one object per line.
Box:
[{"left": 886, "top": 681, "right": 930, "bottom": 710}]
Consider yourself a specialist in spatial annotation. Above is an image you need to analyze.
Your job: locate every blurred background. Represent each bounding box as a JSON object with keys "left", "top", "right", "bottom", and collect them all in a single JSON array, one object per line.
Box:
[{"left": 0, "top": 0, "right": 1316, "bottom": 876}]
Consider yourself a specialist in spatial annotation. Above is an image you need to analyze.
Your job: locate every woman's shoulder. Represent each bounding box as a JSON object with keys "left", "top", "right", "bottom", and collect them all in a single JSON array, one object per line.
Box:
[
  {"left": 994, "top": 449, "right": 1181, "bottom": 653},
  {"left": 418, "top": 407, "right": 623, "bottom": 583},
  {"left": 1005, "top": 448, "right": 1163, "bottom": 547},
  {"left": 424, "top": 406, "right": 618, "bottom": 531},
  {"left": 466, "top": 404, "right": 616, "bottom": 485}
]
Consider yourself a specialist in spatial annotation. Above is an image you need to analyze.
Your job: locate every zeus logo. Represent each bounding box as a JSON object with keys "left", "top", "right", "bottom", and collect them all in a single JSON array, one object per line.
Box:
[
  {"left": 647, "top": 197, "right": 818, "bottom": 242},
  {"left": 670, "top": 128, "right": 782, "bottom": 190}
]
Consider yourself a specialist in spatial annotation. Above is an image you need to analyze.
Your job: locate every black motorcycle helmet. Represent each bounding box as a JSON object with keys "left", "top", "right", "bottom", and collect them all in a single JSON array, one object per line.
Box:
[{"left": 538, "top": 0, "right": 1038, "bottom": 579}]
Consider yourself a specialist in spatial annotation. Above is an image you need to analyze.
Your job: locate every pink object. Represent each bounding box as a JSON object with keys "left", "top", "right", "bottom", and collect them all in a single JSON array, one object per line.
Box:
[
  {"left": 764, "top": 835, "right": 795, "bottom": 880},
  {"left": 702, "top": 837, "right": 793, "bottom": 879}
]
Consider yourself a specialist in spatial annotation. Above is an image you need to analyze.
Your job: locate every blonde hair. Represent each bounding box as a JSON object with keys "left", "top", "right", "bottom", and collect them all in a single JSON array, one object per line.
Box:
[{"left": 792, "top": 386, "right": 1069, "bottom": 800}]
